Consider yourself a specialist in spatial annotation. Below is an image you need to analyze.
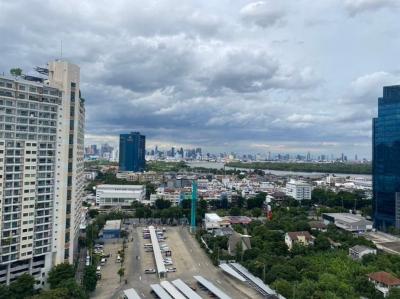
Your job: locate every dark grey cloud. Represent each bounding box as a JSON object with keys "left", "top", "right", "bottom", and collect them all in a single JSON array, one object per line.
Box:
[
  {"left": 343, "top": 0, "right": 398, "bottom": 16},
  {"left": 0, "top": 0, "right": 398, "bottom": 157}
]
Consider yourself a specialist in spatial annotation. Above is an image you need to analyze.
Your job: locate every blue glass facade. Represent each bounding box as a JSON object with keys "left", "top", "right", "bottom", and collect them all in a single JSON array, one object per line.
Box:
[
  {"left": 373, "top": 85, "right": 400, "bottom": 230},
  {"left": 119, "top": 132, "right": 146, "bottom": 172}
]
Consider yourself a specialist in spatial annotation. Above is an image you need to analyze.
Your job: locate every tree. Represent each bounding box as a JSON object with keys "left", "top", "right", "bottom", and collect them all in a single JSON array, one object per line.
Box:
[
  {"left": 388, "top": 288, "right": 400, "bottom": 299},
  {"left": 117, "top": 267, "right": 125, "bottom": 283},
  {"left": 10, "top": 68, "right": 22, "bottom": 77},
  {"left": 9, "top": 273, "right": 35, "bottom": 298},
  {"left": 247, "top": 194, "right": 265, "bottom": 209},
  {"left": 271, "top": 279, "right": 292, "bottom": 299},
  {"left": 32, "top": 288, "right": 71, "bottom": 299},
  {"left": 83, "top": 265, "right": 97, "bottom": 292},
  {"left": 155, "top": 198, "right": 171, "bottom": 209},
  {"left": 221, "top": 194, "right": 229, "bottom": 209},
  {"left": 230, "top": 207, "right": 241, "bottom": 216},
  {"left": 354, "top": 276, "right": 382, "bottom": 299},
  {"left": 58, "top": 278, "right": 88, "bottom": 299},
  {"left": 251, "top": 208, "right": 262, "bottom": 217},
  {"left": 0, "top": 284, "right": 10, "bottom": 299},
  {"left": 314, "top": 235, "right": 331, "bottom": 251},
  {"left": 48, "top": 263, "right": 75, "bottom": 289},
  {"left": 181, "top": 199, "right": 191, "bottom": 209},
  {"left": 236, "top": 196, "right": 246, "bottom": 208},
  {"left": 120, "top": 230, "right": 129, "bottom": 239},
  {"left": 88, "top": 209, "right": 99, "bottom": 219},
  {"left": 145, "top": 182, "right": 156, "bottom": 199}
]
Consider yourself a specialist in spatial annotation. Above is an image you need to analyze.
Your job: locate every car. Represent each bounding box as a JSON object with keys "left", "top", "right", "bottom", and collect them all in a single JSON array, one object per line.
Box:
[
  {"left": 163, "top": 259, "right": 172, "bottom": 263},
  {"left": 102, "top": 253, "right": 111, "bottom": 258},
  {"left": 164, "top": 261, "right": 173, "bottom": 266},
  {"left": 96, "top": 272, "right": 102, "bottom": 279},
  {"left": 100, "top": 258, "right": 106, "bottom": 265},
  {"left": 144, "top": 269, "right": 156, "bottom": 274},
  {"left": 117, "top": 255, "right": 121, "bottom": 263},
  {"left": 96, "top": 265, "right": 101, "bottom": 272},
  {"left": 167, "top": 267, "right": 176, "bottom": 272}
]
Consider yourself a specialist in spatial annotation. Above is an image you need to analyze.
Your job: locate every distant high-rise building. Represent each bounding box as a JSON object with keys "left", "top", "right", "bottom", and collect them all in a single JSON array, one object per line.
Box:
[
  {"left": 373, "top": 85, "right": 400, "bottom": 230},
  {"left": 119, "top": 132, "right": 145, "bottom": 172},
  {"left": 0, "top": 60, "right": 85, "bottom": 284}
]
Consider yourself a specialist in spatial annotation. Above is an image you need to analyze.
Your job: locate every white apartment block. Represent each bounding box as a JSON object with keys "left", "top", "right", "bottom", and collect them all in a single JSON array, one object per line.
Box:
[
  {"left": 285, "top": 179, "right": 312, "bottom": 201},
  {"left": 0, "top": 60, "right": 85, "bottom": 286},
  {"left": 96, "top": 184, "right": 146, "bottom": 208}
]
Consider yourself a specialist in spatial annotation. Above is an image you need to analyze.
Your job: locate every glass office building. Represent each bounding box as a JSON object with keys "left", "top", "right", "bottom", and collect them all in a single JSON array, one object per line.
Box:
[
  {"left": 373, "top": 85, "right": 400, "bottom": 230},
  {"left": 119, "top": 132, "right": 145, "bottom": 172}
]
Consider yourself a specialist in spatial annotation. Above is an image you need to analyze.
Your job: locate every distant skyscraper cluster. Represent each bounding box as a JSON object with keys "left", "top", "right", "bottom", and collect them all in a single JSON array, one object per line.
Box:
[
  {"left": 84, "top": 143, "right": 117, "bottom": 161},
  {"left": 373, "top": 85, "right": 400, "bottom": 230},
  {"left": 0, "top": 60, "right": 85, "bottom": 284}
]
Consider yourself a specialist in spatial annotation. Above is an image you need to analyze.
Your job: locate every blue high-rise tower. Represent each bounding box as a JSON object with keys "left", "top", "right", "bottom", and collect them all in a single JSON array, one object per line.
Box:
[
  {"left": 119, "top": 132, "right": 146, "bottom": 172},
  {"left": 373, "top": 85, "right": 400, "bottom": 230}
]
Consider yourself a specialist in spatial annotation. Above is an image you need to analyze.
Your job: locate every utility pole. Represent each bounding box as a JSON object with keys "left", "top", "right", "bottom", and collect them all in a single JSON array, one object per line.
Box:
[{"left": 263, "top": 264, "right": 266, "bottom": 282}]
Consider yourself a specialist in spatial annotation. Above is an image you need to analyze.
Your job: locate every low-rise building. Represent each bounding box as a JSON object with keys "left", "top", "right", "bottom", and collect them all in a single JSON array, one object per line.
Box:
[
  {"left": 228, "top": 232, "right": 251, "bottom": 255},
  {"left": 349, "top": 245, "right": 377, "bottom": 260},
  {"left": 368, "top": 271, "right": 400, "bottom": 297},
  {"left": 223, "top": 215, "right": 252, "bottom": 225},
  {"left": 102, "top": 220, "right": 121, "bottom": 239},
  {"left": 285, "top": 231, "right": 315, "bottom": 250},
  {"left": 285, "top": 179, "right": 312, "bottom": 200},
  {"left": 95, "top": 184, "right": 146, "bottom": 208},
  {"left": 309, "top": 221, "right": 327, "bottom": 232},
  {"left": 322, "top": 213, "right": 373, "bottom": 232},
  {"left": 204, "top": 213, "right": 230, "bottom": 231}
]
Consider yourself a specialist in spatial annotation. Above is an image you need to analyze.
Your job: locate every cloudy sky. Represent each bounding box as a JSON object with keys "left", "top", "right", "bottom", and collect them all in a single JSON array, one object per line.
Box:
[{"left": 1, "top": 0, "right": 399, "bottom": 158}]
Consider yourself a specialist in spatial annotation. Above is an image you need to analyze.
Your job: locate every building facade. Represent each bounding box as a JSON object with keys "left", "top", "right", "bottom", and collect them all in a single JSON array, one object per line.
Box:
[
  {"left": 95, "top": 184, "right": 146, "bottom": 208},
  {"left": 119, "top": 132, "right": 145, "bottom": 172},
  {"left": 285, "top": 179, "right": 312, "bottom": 200},
  {"left": 373, "top": 85, "right": 400, "bottom": 230},
  {"left": 0, "top": 60, "right": 85, "bottom": 285}
]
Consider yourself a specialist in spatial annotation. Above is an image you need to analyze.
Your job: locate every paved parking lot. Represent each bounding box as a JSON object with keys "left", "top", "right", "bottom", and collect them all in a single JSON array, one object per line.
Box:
[{"left": 92, "top": 225, "right": 263, "bottom": 299}]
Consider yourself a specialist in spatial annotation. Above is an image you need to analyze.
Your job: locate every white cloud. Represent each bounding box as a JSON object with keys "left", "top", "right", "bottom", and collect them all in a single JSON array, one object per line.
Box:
[
  {"left": 349, "top": 71, "right": 400, "bottom": 103},
  {"left": 240, "top": 1, "right": 285, "bottom": 28}
]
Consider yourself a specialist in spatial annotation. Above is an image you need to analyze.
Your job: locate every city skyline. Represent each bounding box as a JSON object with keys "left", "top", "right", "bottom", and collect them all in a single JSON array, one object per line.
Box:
[{"left": 1, "top": 1, "right": 400, "bottom": 158}]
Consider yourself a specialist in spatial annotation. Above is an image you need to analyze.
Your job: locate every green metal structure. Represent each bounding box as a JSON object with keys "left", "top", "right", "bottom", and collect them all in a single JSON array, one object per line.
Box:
[{"left": 190, "top": 180, "right": 198, "bottom": 232}]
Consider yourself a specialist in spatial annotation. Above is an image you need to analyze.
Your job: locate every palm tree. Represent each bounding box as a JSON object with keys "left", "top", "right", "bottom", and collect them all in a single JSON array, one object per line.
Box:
[{"left": 117, "top": 267, "right": 125, "bottom": 283}]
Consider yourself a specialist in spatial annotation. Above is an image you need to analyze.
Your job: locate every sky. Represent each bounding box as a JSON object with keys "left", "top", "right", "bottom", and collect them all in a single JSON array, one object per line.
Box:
[{"left": 1, "top": 0, "right": 399, "bottom": 159}]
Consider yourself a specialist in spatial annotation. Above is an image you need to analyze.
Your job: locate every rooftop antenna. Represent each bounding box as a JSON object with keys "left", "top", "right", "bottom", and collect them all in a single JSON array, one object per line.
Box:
[{"left": 60, "top": 40, "right": 63, "bottom": 59}]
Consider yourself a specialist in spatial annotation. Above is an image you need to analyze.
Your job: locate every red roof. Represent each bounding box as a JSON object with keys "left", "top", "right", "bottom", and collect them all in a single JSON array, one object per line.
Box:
[{"left": 368, "top": 272, "right": 400, "bottom": 286}]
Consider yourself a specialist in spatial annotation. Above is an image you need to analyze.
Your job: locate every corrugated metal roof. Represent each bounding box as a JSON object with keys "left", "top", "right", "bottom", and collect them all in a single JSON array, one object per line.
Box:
[
  {"left": 171, "top": 279, "right": 203, "bottom": 299},
  {"left": 151, "top": 284, "right": 173, "bottom": 299},
  {"left": 193, "top": 276, "right": 232, "bottom": 299},
  {"left": 160, "top": 281, "right": 186, "bottom": 299}
]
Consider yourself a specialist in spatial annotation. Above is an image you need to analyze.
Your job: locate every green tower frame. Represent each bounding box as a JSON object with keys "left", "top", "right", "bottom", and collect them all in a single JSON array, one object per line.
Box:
[{"left": 190, "top": 180, "right": 198, "bottom": 232}]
